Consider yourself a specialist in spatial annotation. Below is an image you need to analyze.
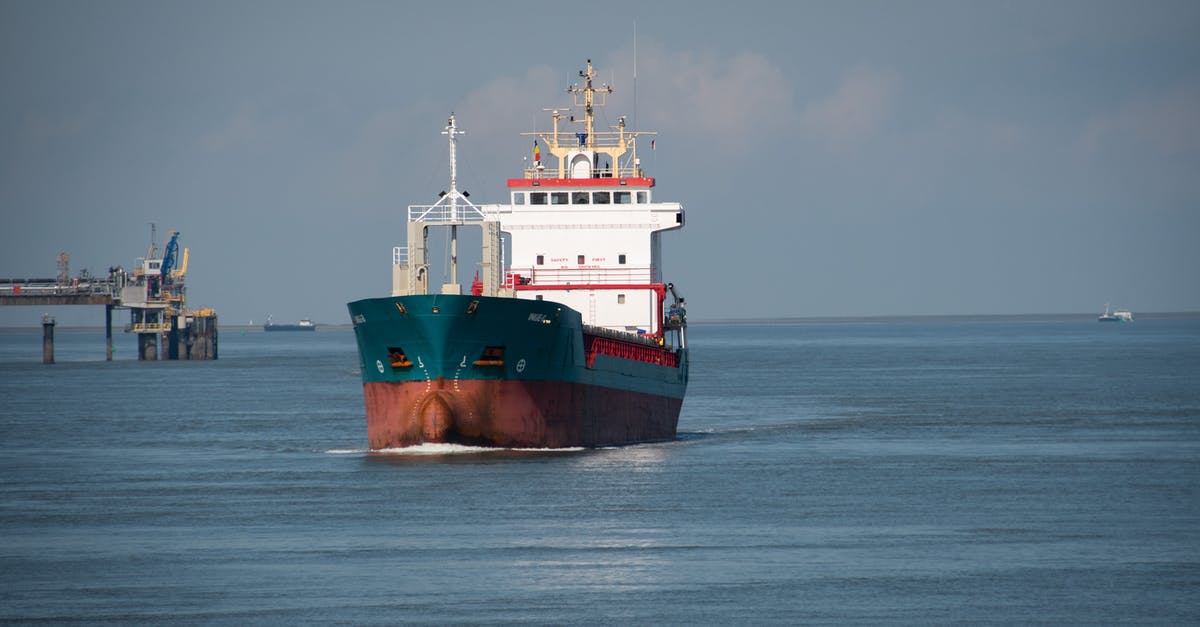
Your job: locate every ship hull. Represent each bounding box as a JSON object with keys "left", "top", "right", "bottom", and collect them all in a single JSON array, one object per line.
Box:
[
  {"left": 348, "top": 294, "right": 687, "bottom": 449},
  {"left": 362, "top": 379, "right": 683, "bottom": 449}
]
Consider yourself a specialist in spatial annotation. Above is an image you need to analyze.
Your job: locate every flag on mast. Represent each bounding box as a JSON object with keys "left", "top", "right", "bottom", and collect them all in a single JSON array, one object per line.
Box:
[{"left": 533, "top": 140, "right": 541, "bottom": 163}]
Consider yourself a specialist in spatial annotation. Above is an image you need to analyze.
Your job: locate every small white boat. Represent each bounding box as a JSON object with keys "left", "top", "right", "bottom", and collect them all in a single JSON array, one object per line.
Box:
[{"left": 1099, "top": 304, "right": 1133, "bottom": 322}]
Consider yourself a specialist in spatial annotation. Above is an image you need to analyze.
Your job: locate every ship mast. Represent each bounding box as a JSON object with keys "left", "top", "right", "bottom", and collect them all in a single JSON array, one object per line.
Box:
[
  {"left": 568, "top": 59, "right": 611, "bottom": 152},
  {"left": 444, "top": 114, "right": 464, "bottom": 216},
  {"left": 395, "top": 113, "right": 494, "bottom": 298},
  {"left": 527, "top": 60, "right": 646, "bottom": 179},
  {"left": 441, "top": 114, "right": 465, "bottom": 289}
]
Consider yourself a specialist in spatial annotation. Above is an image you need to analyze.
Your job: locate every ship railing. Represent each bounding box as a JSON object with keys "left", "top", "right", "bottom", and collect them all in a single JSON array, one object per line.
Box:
[
  {"left": 582, "top": 325, "right": 679, "bottom": 368},
  {"left": 522, "top": 162, "right": 646, "bottom": 180},
  {"left": 583, "top": 323, "right": 663, "bottom": 347},
  {"left": 520, "top": 129, "right": 654, "bottom": 179},
  {"left": 407, "top": 203, "right": 499, "bottom": 224},
  {"left": 392, "top": 247, "right": 408, "bottom": 266},
  {"left": 504, "top": 266, "right": 655, "bottom": 287}
]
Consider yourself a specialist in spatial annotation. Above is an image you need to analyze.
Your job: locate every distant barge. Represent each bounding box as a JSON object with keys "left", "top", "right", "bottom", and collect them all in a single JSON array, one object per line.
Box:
[{"left": 264, "top": 316, "right": 316, "bottom": 332}]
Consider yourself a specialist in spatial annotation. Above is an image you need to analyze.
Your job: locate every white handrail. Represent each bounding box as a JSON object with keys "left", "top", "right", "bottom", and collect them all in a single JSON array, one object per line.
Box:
[{"left": 407, "top": 204, "right": 494, "bottom": 223}]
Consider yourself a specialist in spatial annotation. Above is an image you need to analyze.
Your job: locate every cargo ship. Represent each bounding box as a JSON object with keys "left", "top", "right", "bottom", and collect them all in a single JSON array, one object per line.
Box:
[
  {"left": 347, "top": 60, "right": 688, "bottom": 449},
  {"left": 263, "top": 315, "right": 316, "bottom": 331}
]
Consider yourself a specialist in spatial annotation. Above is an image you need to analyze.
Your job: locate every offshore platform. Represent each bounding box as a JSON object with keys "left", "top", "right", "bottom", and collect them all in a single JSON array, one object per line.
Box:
[{"left": 0, "top": 225, "right": 218, "bottom": 362}]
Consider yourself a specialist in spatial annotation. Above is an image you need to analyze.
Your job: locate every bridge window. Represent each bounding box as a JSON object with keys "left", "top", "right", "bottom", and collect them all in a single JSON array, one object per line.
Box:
[
  {"left": 572, "top": 191, "right": 589, "bottom": 204},
  {"left": 637, "top": 191, "right": 648, "bottom": 203},
  {"left": 551, "top": 192, "right": 568, "bottom": 205},
  {"left": 513, "top": 192, "right": 525, "bottom": 205},
  {"left": 614, "top": 191, "right": 631, "bottom": 204},
  {"left": 530, "top": 192, "right": 547, "bottom": 205},
  {"left": 536, "top": 254, "right": 544, "bottom": 265},
  {"left": 593, "top": 191, "right": 610, "bottom": 204},
  {"left": 618, "top": 254, "right": 626, "bottom": 265}
]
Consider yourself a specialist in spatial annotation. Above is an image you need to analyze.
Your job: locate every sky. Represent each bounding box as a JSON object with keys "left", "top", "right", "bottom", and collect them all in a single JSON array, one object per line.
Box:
[{"left": 2, "top": 0, "right": 1198, "bottom": 327}]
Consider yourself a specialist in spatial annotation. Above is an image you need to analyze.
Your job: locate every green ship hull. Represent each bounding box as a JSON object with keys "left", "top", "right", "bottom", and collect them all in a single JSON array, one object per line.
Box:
[{"left": 347, "top": 294, "right": 688, "bottom": 449}]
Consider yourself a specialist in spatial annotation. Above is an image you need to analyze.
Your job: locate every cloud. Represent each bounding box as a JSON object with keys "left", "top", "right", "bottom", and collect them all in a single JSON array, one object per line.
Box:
[
  {"left": 800, "top": 66, "right": 898, "bottom": 150},
  {"left": 920, "top": 110, "right": 1033, "bottom": 156},
  {"left": 451, "top": 65, "right": 563, "bottom": 159},
  {"left": 618, "top": 45, "right": 793, "bottom": 153},
  {"left": 419, "top": 46, "right": 794, "bottom": 162},
  {"left": 202, "top": 104, "right": 264, "bottom": 151},
  {"left": 1078, "top": 79, "right": 1200, "bottom": 158}
]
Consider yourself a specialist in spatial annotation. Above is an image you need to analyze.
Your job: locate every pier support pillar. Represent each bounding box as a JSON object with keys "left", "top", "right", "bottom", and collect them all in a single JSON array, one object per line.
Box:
[
  {"left": 105, "top": 305, "right": 113, "bottom": 362},
  {"left": 138, "top": 333, "right": 158, "bottom": 361},
  {"left": 187, "top": 314, "right": 218, "bottom": 360},
  {"left": 42, "top": 315, "right": 55, "bottom": 365},
  {"left": 174, "top": 325, "right": 187, "bottom": 360}
]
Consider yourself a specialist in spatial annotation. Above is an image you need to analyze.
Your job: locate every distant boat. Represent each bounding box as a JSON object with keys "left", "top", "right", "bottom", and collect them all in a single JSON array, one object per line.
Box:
[
  {"left": 1098, "top": 304, "right": 1133, "bottom": 322},
  {"left": 264, "top": 315, "right": 316, "bottom": 331}
]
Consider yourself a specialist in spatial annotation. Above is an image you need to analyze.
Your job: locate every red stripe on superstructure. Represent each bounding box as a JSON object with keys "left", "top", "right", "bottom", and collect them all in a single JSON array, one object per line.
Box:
[
  {"left": 506, "top": 177, "right": 655, "bottom": 188},
  {"left": 514, "top": 283, "right": 663, "bottom": 292}
]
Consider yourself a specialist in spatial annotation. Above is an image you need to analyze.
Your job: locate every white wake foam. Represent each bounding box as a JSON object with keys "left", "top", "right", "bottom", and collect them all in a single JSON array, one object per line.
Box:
[
  {"left": 373, "top": 443, "right": 585, "bottom": 455},
  {"left": 324, "top": 444, "right": 587, "bottom": 455},
  {"left": 375, "top": 443, "right": 495, "bottom": 455}
]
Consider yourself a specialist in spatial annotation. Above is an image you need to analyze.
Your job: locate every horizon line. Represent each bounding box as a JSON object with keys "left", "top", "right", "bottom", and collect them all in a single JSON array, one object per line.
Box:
[{"left": 3, "top": 310, "right": 1198, "bottom": 332}]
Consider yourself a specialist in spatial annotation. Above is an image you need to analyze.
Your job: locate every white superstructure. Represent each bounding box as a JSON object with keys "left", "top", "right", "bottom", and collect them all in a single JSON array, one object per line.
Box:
[{"left": 392, "top": 60, "right": 685, "bottom": 337}]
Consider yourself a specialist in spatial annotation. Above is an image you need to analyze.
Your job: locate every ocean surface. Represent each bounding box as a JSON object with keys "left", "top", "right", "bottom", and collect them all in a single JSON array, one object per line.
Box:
[{"left": 1, "top": 317, "right": 1198, "bottom": 624}]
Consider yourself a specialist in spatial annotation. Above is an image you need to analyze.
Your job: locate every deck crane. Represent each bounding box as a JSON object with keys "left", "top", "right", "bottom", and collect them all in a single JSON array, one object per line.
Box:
[{"left": 161, "top": 231, "right": 180, "bottom": 286}]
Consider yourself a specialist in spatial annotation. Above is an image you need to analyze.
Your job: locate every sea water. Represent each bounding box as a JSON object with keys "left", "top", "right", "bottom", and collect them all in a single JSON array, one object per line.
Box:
[{"left": 1, "top": 318, "right": 1197, "bottom": 624}]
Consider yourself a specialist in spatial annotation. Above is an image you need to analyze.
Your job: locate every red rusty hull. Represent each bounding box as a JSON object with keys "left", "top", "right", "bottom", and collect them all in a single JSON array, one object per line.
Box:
[{"left": 363, "top": 378, "right": 682, "bottom": 449}]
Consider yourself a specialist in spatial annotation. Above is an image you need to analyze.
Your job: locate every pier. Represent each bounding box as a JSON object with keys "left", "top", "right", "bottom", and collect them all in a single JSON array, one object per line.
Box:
[
  {"left": 0, "top": 230, "right": 218, "bottom": 362},
  {"left": 41, "top": 314, "right": 55, "bottom": 364}
]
